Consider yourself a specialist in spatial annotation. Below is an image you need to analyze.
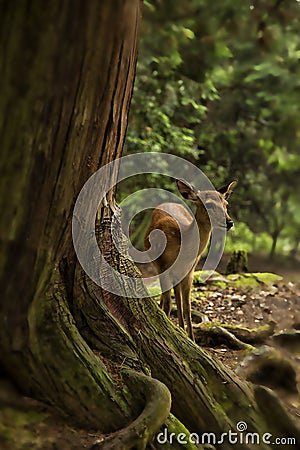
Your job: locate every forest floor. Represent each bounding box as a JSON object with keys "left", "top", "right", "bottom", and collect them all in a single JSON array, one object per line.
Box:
[
  {"left": 191, "top": 255, "right": 300, "bottom": 428},
  {"left": 1, "top": 254, "right": 299, "bottom": 449}
]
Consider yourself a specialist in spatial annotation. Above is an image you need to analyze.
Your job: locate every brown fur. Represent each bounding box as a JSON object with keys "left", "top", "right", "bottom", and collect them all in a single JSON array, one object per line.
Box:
[{"left": 144, "top": 179, "right": 237, "bottom": 341}]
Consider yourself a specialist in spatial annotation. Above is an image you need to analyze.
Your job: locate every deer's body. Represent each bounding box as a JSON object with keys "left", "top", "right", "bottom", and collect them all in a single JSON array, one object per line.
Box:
[{"left": 144, "top": 179, "right": 237, "bottom": 341}]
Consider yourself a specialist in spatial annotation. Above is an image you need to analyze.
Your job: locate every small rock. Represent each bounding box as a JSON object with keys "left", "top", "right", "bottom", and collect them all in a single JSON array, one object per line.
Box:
[
  {"left": 236, "top": 345, "right": 298, "bottom": 394},
  {"left": 273, "top": 330, "right": 300, "bottom": 353}
]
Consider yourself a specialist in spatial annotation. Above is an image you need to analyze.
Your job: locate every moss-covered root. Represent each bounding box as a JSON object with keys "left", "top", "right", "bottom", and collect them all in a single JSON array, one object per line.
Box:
[
  {"left": 92, "top": 370, "right": 171, "bottom": 450},
  {"left": 156, "top": 414, "right": 206, "bottom": 450},
  {"left": 222, "top": 321, "right": 276, "bottom": 344},
  {"left": 194, "top": 324, "right": 254, "bottom": 350},
  {"left": 194, "top": 321, "right": 276, "bottom": 348}
]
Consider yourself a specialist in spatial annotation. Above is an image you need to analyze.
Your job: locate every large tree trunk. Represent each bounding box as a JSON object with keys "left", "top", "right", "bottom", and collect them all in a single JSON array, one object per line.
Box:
[
  {"left": 1, "top": 2, "right": 299, "bottom": 449},
  {"left": 0, "top": 0, "right": 145, "bottom": 432}
]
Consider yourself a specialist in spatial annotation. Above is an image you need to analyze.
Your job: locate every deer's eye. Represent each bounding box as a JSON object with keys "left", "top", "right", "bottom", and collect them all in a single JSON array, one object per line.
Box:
[{"left": 205, "top": 202, "right": 215, "bottom": 210}]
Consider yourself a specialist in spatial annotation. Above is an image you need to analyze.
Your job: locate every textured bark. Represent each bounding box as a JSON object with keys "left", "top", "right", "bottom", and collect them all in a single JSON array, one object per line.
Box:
[
  {"left": 0, "top": 0, "right": 146, "bottom": 432},
  {"left": 226, "top": 250, "right": 248, "bottom": 274},
  {"left": 0, "top": 1, "right": 299, "bottom": 449}
]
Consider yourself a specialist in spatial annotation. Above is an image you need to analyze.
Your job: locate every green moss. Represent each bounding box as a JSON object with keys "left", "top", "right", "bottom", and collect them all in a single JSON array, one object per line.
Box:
[
  {"left": 194, "top": 270, "right": 282, "bottom": 290},
  {"left": 251, "top": 272, "right": 282, "bottom": 284},
  {"left": 163, "top": 414, "right": 204, "bottom": 449},
  {"left": 147, "top": 272, "right": 282, "bottom": 297},
  {"left": 193, "top": 270, "right": 217, "bottom": 284},
  {"left": 210, "top": 280, "right": 228, "bottom": 289},
  {"left": 193, "top": 271, "right": 227, "bottom": 289},
  {"left": 227, "top": 273, "right": 260, "bottom": 289},
  {"left": 227, "top": 272, "right": 282, "bottom": 290},
  {"left": 191, "top": 291, "right": 207, "bottom": 299}
]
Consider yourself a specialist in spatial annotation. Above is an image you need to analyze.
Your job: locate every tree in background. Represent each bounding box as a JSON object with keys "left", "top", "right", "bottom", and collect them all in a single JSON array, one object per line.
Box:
[{"left": 125, "top": 0, "right": 300, "bottom": 257}]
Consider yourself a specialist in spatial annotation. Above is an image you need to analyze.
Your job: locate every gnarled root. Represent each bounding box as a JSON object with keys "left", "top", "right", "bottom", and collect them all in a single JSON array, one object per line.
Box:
[
  {"left": 222, "top": 321, "right": 276, "bottom": 344},
  {"left": 194, "top": 324, "right": 254, "bottom": 350},
  {"left": 91, "top": 370, "right": 171, "bottom": 450},
  {"left": 194, "top": 321, "right": 276, "bottom": 349}
]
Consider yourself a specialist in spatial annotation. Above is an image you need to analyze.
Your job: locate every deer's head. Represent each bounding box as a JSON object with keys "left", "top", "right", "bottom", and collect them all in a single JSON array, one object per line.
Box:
[{"left": 176, "top": 179, "right": 237, "bottom": 230}]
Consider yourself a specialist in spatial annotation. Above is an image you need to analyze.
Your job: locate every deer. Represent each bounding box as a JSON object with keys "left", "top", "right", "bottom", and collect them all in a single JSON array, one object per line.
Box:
[{"left": 144, "top": 178, "right": 237, "bottom": 341}]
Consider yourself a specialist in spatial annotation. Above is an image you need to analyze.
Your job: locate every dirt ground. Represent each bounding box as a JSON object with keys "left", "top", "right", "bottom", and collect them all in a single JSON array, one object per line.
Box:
[
  {"left": 193, "top": 254, "right": 300, "bottom": 428},
  {"left": 198, "top": 254, "right": 299, "bottom": 428},
  {"left": 1, "top": 254, "right": 299, "bottom": 449}
]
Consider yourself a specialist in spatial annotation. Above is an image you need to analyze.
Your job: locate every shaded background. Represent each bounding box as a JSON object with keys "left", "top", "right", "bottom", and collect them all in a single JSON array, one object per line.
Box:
[{"left": 119, "top": 0, "right": 300, "bottom": 278}]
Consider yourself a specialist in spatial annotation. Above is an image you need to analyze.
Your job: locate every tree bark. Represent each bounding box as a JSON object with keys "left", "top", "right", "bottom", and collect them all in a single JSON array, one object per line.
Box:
[
  {"left": 0, "top": 1, "right": 299, "bottom": 449},
  {"left": 0, "top": 0, "right": 144, "bottom": 431}
]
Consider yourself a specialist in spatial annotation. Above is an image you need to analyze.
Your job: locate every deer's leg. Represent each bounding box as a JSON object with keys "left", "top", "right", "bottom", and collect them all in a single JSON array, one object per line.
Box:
[
  {"left": 160, "top": 290, "right": 172, "bottom": 316},
  {"left": 174, "top": 283, "right": 184, "bottom": 329},
  {"left": 181, "top": 271, "right": 195, "bottom": 340},
  {"left": 159, "top": 275, "right": 172, "bottom": 317}
]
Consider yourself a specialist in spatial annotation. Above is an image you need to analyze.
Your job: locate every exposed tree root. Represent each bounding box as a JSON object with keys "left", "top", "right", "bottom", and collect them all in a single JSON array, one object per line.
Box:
[
  {"left": 190, "top": 310, "right": 211, "bottom": 324},
  {"left": 194, "top": 324, "right": 253, "bottom": 350},
  {"left": 91, "top": 370, "right": 171, "bottom": 450},
  {"left": 172, "top": 308, "right": 276, "bottom": 347},
  {"left": 193, "top": 321, "right": 276, "bottom": 349},
  {"left": 161, "top": 414, "right": 206, "bottom": 449},
  {"left": 221, "top": 321, "right": 276, "bottom": 344}
]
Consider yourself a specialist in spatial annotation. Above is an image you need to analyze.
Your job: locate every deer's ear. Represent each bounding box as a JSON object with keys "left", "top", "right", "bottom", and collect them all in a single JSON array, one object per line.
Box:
[
  {"left": 218, "top": 180, "right": 238, "bottom": 200},
  {"left": 177, "top": 179, "right": 198, "bottom": 201}
]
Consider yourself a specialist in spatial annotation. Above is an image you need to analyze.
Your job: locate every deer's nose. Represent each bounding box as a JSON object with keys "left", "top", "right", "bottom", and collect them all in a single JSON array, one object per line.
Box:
[{"left": 226, "top": 219, "right": 234, "bottom": 230}]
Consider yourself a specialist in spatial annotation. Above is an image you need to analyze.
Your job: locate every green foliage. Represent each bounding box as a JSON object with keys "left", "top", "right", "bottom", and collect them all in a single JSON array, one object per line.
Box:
[
  {"left": 225, "top": 222, "right": 275, "bottom": 255},
  {"left": 123, "top": 0, "right": 300, "bottom": 257}
]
